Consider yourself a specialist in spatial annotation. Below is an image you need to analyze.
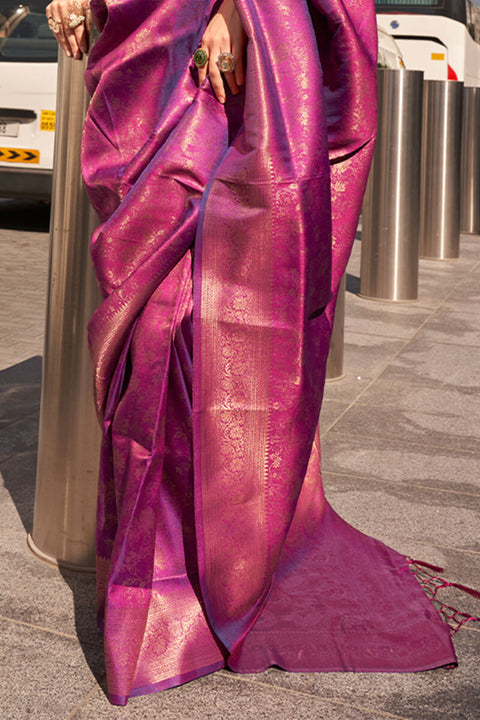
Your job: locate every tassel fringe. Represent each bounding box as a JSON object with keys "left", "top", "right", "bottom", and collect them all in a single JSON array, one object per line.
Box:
[{"left": 407, "top": 558, "right": 480, "bottom": 634}]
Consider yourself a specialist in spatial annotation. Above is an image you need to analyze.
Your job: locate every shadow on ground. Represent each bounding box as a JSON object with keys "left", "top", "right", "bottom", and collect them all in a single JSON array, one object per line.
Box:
[{"left": 0, "top": 356, "right": 108, "bottom": 698}]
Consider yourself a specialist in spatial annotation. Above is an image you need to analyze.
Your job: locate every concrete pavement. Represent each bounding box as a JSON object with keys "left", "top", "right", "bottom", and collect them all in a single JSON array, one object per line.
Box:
[{"left": 1, "top": 202, "right": 479, "bottom": 719}]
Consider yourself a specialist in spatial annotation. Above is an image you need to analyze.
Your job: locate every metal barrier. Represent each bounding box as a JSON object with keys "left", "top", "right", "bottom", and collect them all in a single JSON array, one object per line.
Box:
[
  {"left": 27, "top": 52, "right": 100, "bottom": 572},
  {"left": 326, "top": 273, "right": 346, "bottom": 382},
  {"left": 360, "top": 69, "right": 424, "bottom": 301},
  {"left": 460, "top": 86, "right": 480, "bottom": 234},
  {"left": 420, "top": 80, "right": 464, "bottom": 259}
]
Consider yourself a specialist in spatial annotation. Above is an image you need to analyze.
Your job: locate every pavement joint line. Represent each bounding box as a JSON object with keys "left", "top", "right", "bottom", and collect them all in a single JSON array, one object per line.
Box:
[
  {"left": 343, "top": 330, "right": 422, "bottom": 341},
  {"left": 66, "top": 683, "right": 102, "bottom": 720},
  {"left": 335, "top": 376, "right": 480, "bottom": 394},
  {"left": 218, "top": 670, "right": 412, "bottom": 720},
  {"left": 321, "top": 290, "right": 455, "bottom": 437},
  {"left": 0, "top": 613, "right": 82, "bottom": 642},
  {"left": 325, "top": 429, "right": 480, "bottom": 455},
  {"left": 324, "top": 430, "right": 479, "bottom": 456},
  {"left": 0, "top": 441, "right": 41, "bottom": 465},
  {"left": 459, "top": 625, "right": 480, "bottom": 633},
  {"left": 323, "top": 470, "right": 480, "bottom": 499},
  {"left": 373, "top": 535, "right": 480, "bottom": 558},
  {"left": 339, "top": 395, "right": 480, "bottom": 415}
]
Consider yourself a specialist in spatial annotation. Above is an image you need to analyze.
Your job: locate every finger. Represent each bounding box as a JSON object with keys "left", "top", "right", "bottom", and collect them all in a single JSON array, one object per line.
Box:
[
  {"left": 55, "top": 25, "right": 75, "bottom": 58},
  {"left": 46, "top": 6, "right": 75, "bottom": 58},
  {"left": 81, "top": 12, "right": 92, "bottom": 53},
  {"left": 73, "top": 22, "right": 88, "bottom": 55},
  {"left": 232, "top": 46, "right": 245, "bottom": 87},
  {"left": 197, "top": 58, "right": 208, "bottom": 86},
  {"left": 208, "top": 56, "right": 226, "bottom": 104},
  {"left": 222, "top": 68, "right": 239, "bottom": 97},
  {"left": 70, "top": 3, "right": 90, "bottom": 55},
  {"left": 64, "top": 27, "right": 83, "bottom": 58}
]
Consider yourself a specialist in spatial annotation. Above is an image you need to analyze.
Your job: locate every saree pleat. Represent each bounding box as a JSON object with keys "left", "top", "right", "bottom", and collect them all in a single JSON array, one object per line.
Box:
[{"left": 82, "top": 0, "right": 457, "bottom": 705}]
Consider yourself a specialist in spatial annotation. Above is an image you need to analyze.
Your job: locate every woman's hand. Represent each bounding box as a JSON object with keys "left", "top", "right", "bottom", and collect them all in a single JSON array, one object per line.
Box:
[
  {"left": 197, "top": 0, "right": 247, "bottom": 104},
  {"left": 45, "top": 0, "right": 91, "bottom": 60}
]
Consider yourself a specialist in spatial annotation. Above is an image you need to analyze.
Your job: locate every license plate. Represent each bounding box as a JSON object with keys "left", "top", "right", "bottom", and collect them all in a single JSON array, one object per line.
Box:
[{"left": 0, "top": 122, "right": 20, "bottom": 138}]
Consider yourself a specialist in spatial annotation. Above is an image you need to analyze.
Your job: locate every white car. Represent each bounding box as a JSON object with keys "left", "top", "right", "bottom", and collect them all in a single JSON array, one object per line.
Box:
[{"left": 0, "top": 1, "right": 57, "bottom": 199}]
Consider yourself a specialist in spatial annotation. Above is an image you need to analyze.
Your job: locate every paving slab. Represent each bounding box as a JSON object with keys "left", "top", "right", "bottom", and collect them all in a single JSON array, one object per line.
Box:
[
  {"left": 321, "top": 433, "right": 480, "bottom": 496},
  {"left": 353, "top": 377, "right": 480, "bottom": 424},
  {"left": 415, "top": 308, "right": 480, "bottom": 347},
  {"left": 319, "top": 399, "right": 350, "bottom": 433},
  {"left": 330, "top": 401, "right": 480, "bottom": 453},
  {"left": 0, "top": 529, "right": 100, "bottom": 646},
  {"left": 69, "top": 668, "right": 402, "bottom": 720},
  {"left": 323, "top": 472, "right": 480, "bottom": 554},
  {"left": 439, "top": 276, "right": 480, "bottom": 315},
  {"left": 344, "top": 297, "right": 435, "bottom": 340},
  {"left": 0, "top": 412, "right": 40, "bottom": 464},
  {"left": 379, "top": 340, "right": 480, "bottom": 390},
  {"left": 0, "top": 357, "right": 42, "bottom": 429},
  {"left": 324, "top": 333, "right": 407, "bottom": 404},
  {"left": 0, "top": 618, "right": 103, "bottom": 720},
  {"left": 416, "top": 264, "right": 473, "bottom": 309}
]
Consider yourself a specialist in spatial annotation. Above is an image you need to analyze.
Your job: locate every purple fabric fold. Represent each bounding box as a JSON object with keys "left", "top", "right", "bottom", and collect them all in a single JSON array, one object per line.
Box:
[{"left": 82, "top": 0, "right": 457, "bottom": 704}]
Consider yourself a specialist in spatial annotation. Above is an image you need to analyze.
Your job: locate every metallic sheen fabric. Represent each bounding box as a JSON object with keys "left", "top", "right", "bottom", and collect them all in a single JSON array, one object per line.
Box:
[{"left": 82, "top": 0, "right": 456, "bottom": 705}]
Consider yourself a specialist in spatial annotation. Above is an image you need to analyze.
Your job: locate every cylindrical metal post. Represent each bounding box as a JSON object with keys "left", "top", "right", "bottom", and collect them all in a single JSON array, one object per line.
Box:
[
  {"left": 326, "top": 273, "right": 346, "bottom": 382},
  {"left": 360, "top": 69, "right": 424, "bottom": 301},
  {"left": 27, "top": 52, "right": 100, "bottom": 571},
  {"left": 420, "top": 80, "right": 464, "bottom": 259},
  {"left": 460, "top": 86, "right": 480, "bottom": 234}
]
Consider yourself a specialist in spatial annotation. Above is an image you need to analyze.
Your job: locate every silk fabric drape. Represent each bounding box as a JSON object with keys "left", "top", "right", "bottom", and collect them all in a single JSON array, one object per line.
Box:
[{"left": 82, "top": 0, "right": 456, "bottom": 705}]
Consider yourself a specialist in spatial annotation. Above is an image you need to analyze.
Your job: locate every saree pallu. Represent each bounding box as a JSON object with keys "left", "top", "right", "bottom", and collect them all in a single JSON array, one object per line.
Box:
[{"left": 82, "top": 0, "right": 457, "bottom": 705}]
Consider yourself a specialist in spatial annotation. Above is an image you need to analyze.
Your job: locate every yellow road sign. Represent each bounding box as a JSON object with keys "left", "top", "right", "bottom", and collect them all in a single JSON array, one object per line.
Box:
[{"left": 0, "top": 147, "right": 40, "bottom": 164}]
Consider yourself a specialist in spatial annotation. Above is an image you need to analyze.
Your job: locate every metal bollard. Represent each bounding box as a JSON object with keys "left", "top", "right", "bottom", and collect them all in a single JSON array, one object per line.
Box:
[
  {"left": 360, "top": 69, "right": 424, "bottom": 301},
  {"left": 326, "top": 273, "right": 346, "bottom": 382},
  {"left": 27, "top": 51, "right": 100, "bottom": 572},
  {"left": 460, "top": 86, "right": 480, "bottom": 234},
  {"left": 420, "top": 80, "right": 464, "bottom": 259}
]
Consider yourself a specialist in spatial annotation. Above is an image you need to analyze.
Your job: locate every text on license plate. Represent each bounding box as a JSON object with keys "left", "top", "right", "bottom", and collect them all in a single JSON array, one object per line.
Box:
[{"left": 0, "top": 122, "right": 20, "bottom": 138}]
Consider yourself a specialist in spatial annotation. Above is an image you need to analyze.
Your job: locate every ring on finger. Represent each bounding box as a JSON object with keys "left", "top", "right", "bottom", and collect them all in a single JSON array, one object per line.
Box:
[
  {"left": 217, "top": 52, "right": 235, "bottom": 73},
  {"left": 67, "top": 12, "right": 86, "bottom": 28},
  {"left": 47, "top": 16, "right": 61, "bottom": 33},
  {"left": 193, "top": 48, "right": 209, "bottom": 69}
]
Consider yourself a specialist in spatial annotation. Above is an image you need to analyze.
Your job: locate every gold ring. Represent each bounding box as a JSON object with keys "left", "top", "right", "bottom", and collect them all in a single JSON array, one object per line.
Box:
[
  {"left": 47, "top": 16, "right": 61, "bottom": 33},
  {"left": 67, "top": 12, "right": 86, "bottom": 29},
  {"left": 193, "top": 48, "right": 209, "bottom": 69}
]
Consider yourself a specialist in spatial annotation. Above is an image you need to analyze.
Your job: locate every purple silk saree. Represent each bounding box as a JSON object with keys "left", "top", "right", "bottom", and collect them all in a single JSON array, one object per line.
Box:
[{"left": 82, "top": 0, "right": 457, "bottom": 705}]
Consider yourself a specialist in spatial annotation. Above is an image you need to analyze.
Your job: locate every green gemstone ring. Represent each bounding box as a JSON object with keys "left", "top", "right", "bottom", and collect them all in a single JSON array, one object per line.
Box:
[{"left": 193, "top": 48, "right": 209, "bottom": 69}]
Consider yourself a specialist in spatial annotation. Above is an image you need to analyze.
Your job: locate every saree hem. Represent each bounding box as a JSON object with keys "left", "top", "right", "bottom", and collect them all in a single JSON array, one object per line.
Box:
[
  {"left": 227, "top": 658, "right": 458, "bottom": 675},
  {"left": 109, "top": 659, "right": 226, "bottom": 706}
]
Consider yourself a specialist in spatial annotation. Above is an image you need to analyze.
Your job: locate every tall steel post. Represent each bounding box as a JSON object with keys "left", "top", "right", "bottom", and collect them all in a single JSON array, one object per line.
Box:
[
  {"left": 27, "top": 51, "right": 100, "bottom": 572},
  {"left": 460, "top": 86, "right": 480, "bottom": 234},
  {"left": 419, "top": 80, "right": 464, "bottom": 259},
  {"left": 360, "top": 69, "right": 424, "bottom": 301}
]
